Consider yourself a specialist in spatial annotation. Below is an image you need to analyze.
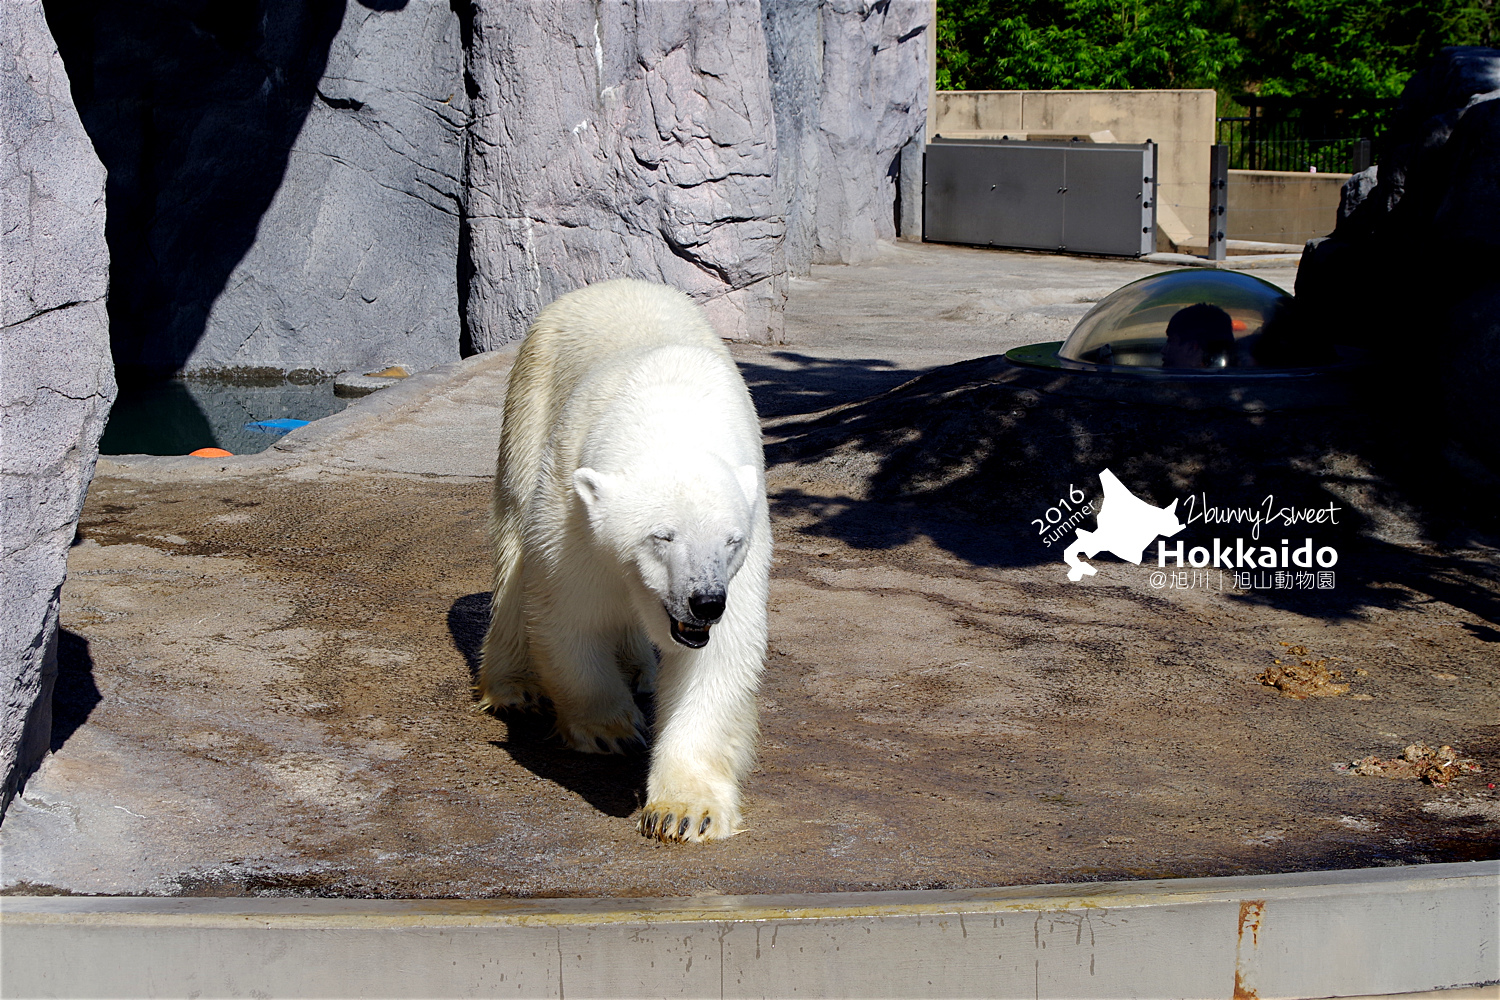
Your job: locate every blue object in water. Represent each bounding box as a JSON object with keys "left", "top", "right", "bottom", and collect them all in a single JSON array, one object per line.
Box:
[{"left": 244, "top": 418, "right": 311, "bottom": 433}]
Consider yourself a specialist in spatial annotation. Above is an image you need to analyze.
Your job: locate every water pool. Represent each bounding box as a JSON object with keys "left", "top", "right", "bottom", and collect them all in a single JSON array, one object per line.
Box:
[{"left": 98, "top": 375, "right": 349, "bottom": 456}]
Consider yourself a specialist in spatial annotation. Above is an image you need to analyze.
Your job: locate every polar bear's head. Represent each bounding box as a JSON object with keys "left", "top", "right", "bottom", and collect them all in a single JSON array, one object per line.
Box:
[{"left": 574, "top": 459, "right": 759, "bottom": 649}]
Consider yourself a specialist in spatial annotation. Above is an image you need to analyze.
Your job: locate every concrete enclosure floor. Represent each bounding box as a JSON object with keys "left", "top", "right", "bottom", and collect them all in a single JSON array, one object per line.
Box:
[{"left": 4, "top": 243, "right": 1497, "bottom": 898}]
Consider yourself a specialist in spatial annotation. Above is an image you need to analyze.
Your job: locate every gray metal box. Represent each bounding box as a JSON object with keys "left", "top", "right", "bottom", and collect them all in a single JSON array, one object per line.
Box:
[{"left": 924, "top": 139, "right": 1157, "bottom": 257}]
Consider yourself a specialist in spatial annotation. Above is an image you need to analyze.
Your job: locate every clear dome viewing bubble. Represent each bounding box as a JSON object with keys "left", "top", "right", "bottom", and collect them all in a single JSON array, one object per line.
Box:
[{"left": 1057, "top": 269, "right": 1308, "bottom": 372}]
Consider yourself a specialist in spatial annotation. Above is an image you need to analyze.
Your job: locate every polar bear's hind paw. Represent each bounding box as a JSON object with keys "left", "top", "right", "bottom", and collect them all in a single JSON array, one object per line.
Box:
[
  {"left": 558, "top": 709, "right": 646, "bottom": 755},
  {"left": 581, "top": 732, "right": 645, "bottom": 754},
  {"left": 475, "top": 678, "right": 548, "bottom": 714}
]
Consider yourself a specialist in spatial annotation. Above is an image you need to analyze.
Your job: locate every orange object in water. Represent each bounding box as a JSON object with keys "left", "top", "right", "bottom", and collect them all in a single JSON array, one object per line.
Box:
[
  {"left": 1231, "top": 319, "right": 1248, "bottom": 332},
  {"left": 189, "top": 447, "right": 233, "bottom": 457}
]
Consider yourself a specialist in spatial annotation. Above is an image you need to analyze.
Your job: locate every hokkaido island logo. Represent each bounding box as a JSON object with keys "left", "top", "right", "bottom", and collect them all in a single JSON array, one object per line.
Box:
[
  {"left": 1048, "top": 469, "right": 1345, "bottom": 590},
  {"left": 1061, "top": 469, "right": 1183, "bottom": 582}
]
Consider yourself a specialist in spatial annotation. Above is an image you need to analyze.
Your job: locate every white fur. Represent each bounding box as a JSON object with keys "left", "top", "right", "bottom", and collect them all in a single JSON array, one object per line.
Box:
[{"left": 479, "top": 279, "right": 770, "bottom": 842}]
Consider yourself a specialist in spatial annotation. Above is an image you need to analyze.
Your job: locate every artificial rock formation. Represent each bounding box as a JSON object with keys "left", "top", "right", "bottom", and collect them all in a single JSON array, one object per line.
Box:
[
  {"left": 764, "top": 0, "right": 930, "bottom": 272},
  {"left": 0, "top": 0, "right": 932, "bottom": 813},
  {"left": 39, "top": 1, "right": 930, "bottom": 366},
  {"left": 462, "top": 0, "right": 932, "bottom": 348},
  {"left": 1297, "top": 46, "right": 1500, "bottom": 473},
  {"left": 1, "top": 0, "right": 114, "bottom": 815},
  {"left": 46, "top": 0, "right": 467, "bottom": 377},
  {"left": 197, "top": 2, "right": 469, "bottom": 375},
  {"left": 462, "top": 2, "right": 788, "bottom": 348}
]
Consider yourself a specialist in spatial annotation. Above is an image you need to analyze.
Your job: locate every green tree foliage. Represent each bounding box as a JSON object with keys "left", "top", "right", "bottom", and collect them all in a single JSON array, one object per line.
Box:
[
  {"left": 936, "top": 0, "right": 1245, "bottom": 91},
  {"left": 937, "top": 0, "right": 1500, "bottom": 99},
  {"left": 1239, "top": 0, "right": 1499, "bottom": 98}
]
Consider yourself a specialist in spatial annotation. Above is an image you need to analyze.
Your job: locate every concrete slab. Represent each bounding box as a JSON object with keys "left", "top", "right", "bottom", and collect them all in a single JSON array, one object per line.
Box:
[
  {"left": 272, "top": 347, "right": 518, "bottom": 479},
  {"left": 95, "top": 242, "right": 1301, "bottom": 476},
  {"left": 3, "top": 863, "right": 1495, "bottom": 999}
]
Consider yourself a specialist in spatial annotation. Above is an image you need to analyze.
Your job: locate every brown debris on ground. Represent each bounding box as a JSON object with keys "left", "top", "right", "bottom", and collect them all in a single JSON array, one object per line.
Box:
[
  {"left": 1260, "top": 643, "right": 1349, "bottom": 699},
  {"left": 1341, "top": 744, "right": 1483, "bottom": 787}
]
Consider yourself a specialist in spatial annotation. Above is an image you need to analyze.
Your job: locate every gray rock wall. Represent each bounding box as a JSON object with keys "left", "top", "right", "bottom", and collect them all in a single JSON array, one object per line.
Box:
[
  {"left": 1431, "top": 96, "right": 1500, "bottom": 249},
  {"left": 462, "top": 1, "right": 788, "bottom": 348},
  {"left": 43, "top": 1, "right": 932, "bottom": 364},
  {"left": 765, "top": 0, "right": 929, "bottom": 268},
  {"left": 1299, "top": 47, "right": 1500, "bottom": 345},
  {"left": 1, "top": 0, "right": 113, "bottom": 815},
  {"left": 762, "top": 0, "right": 823, "bottom": 276},
  {"left": 195, "top": 2, "right": 468, "bottom": 374},
  {"left": 47, "top": 0, "right": 465, "bottom": 377},
  {"left": 1323, "top": 47, "right": 1500, "bottom": 250}
]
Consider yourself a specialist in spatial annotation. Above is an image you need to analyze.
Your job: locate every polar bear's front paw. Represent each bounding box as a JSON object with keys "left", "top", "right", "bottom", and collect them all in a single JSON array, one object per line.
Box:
[
  {"left": 637, "top": 799, "right": 739, "bottom": 843},
  {"left": 557, "top": 707, "right": 645, "bottom": 755}
]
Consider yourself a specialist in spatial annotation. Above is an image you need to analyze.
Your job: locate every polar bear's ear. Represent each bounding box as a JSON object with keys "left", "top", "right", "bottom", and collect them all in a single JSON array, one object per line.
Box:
[
  {"left": 735, "top": 465, "right": 759, "bottom": 505},
  {"left": 574, "top": 468, "right": 614, "bottom": 512}
]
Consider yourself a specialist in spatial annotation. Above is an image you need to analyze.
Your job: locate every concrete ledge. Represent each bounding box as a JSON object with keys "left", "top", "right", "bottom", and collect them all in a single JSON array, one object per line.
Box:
[
  {"left": 1174, "top": 239, "right": 1309, "bottom": 256},
  {"left": 1143, "top": 251, "right": 1305, "bottom": 270},
  {"left": 3, "top": 862, "right": 1495, "bottom": 999},
  {"left": 1226, "top": 169, "right": 1349, "bottom": 248},
  {"left": 332, "top": 372, "right": 407, "bottom": 398}
]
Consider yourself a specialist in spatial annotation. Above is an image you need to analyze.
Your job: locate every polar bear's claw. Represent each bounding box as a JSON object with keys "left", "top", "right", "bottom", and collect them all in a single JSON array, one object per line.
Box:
[
  {"left": 589, "top": 733, "right": 645, "bottom": 754},
  {"left": 638, "top": 802, "right": 729, "bottom": 843}
]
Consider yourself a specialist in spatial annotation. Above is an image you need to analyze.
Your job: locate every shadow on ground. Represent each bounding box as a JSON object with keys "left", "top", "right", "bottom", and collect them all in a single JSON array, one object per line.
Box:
[
  {"left": 50, "top": 629, "right": 100, "bottom": 753},
  {"left": 738, "top": 352, "right": 928, "bottom": 419},
  {"left": 765, "top": 357, "right": 1500, "bottom": 627},
  {"left": 447, "top": 591, "right": 647, "bottom": 819}
]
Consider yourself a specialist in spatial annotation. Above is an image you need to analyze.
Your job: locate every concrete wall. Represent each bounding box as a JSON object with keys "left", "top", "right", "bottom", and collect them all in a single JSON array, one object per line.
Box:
[
  {"left": 3, "top": 863, "right": 1496, "bottom": 998},
  {"left": 1228, "top": 168, "right": 1350, "bottom": 247},
  {"left": 932, "top": 89, "right": 1217, "bottom": 243}
]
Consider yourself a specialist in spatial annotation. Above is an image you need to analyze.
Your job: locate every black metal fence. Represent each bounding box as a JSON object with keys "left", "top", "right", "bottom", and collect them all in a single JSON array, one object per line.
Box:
[{"left": 1216, "top": 96, "right": 1396, "bottom": 174}]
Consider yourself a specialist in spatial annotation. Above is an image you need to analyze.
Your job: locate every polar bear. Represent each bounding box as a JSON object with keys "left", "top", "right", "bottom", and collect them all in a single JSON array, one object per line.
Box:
[{"left": 478, "top": 279, "right": 771, "bottom": 843}]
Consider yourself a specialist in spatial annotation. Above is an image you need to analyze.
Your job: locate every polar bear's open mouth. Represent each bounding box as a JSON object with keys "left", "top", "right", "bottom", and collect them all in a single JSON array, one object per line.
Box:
[{"left": 669, "top": 615, "right": 712, "bottom": 649}]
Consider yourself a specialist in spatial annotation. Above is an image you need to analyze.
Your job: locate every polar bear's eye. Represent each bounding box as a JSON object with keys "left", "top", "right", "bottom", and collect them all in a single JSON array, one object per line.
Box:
[
  {"left": 651, "top": 529, "right": 675, "bottom": 543},
  {"left": 726, "top": 533, "right": 744, "bottom": 547}
]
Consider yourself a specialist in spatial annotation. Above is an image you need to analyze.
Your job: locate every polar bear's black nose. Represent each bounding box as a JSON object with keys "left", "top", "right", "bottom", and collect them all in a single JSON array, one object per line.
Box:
[{"left": 689, "top": 592, "right": 726, "bottom": 624}]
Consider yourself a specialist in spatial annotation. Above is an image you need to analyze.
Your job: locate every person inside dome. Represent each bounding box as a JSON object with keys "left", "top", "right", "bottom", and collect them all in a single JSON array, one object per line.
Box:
[{"left": 1162, "top": 302, "right": 1235, "bottom": 368}]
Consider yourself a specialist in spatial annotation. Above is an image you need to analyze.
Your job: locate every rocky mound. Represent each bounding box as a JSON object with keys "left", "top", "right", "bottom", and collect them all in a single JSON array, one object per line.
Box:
[{"left": 1297, "top": 46, "right": 1500, "bottom": 475}]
